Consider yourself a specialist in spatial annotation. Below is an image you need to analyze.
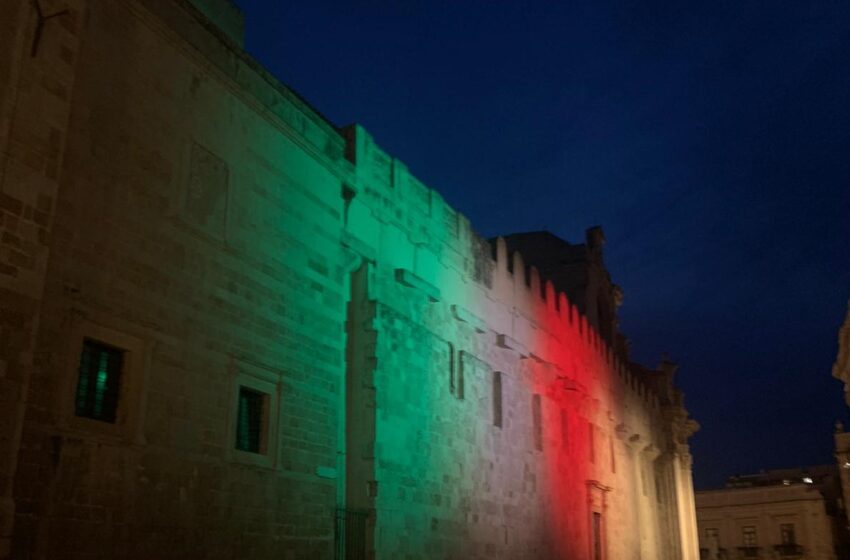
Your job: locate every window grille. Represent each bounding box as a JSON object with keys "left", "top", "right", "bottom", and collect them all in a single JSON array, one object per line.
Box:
[
  {"left": 335, "top": 508, "right": 368, "bottom": 560},
  {"left": 236, "top": 387, "right": 265, "bottom": 453},
  {"left": 75, "top": 338, "right": 124, "bottom": 423}
]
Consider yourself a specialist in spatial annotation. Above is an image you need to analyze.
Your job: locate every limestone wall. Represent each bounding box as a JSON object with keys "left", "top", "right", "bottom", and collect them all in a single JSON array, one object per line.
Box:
[
  {"left": 0, "top": 0, "right": 698, "bottom": 559},
  {"left": 6, "top": 0, "right": 347, "bottom": 558},
  {"left": 341, "top": 125, "right": 692, "bottom": 559}
]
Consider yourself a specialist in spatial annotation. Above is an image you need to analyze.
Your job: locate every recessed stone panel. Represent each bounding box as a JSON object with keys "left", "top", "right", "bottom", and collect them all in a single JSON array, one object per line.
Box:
[{"left": 185, "top": 141, "right": 228, "bottom": 240}]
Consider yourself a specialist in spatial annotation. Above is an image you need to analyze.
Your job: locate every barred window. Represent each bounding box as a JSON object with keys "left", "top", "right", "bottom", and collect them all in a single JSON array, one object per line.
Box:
[
  {"left": 236, "top": 387, "right": 267, "bottom": 454},
  {"left": 75, "top": 339, "right": 124, "bottom": 423}
]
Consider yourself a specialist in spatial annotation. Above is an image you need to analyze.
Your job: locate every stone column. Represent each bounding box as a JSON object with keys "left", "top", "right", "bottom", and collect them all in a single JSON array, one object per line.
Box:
[
  {"left": 344, "top": 261, "right": 378, "bottom": 560},
  {"left": 672, "top": 447, "right": 699, "bottom": 560},
  {"left": 641, "top": 444, "right": 663, "bottom": 560},
  {"left": 626, "top": 438, "right": 663, "bottom": 560},
  {"left": 624, "top": 431, "right": 644, "bottom": 559},
  {"left": 0, "top": 1, "right": 86, "bottom": 557}
]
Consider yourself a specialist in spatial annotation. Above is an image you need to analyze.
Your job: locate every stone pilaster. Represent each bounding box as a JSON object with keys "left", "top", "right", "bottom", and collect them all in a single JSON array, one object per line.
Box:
[
  {"left": 0, "top": 1, "right": 86, "bottom": 556},
  {"left": 627, "top": 436, "right": 663, "bottom": 560},
  {"left": 626, "top": 433, "right": 646, "bottom": 559},
  {"left": 672, "top": 446, "right": 699, "bottom": 560}
]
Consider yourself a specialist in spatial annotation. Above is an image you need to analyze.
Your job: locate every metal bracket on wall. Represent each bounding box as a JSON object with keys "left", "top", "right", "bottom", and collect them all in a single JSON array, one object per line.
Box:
[{"left": 30, "top": 0, "right": 69, "bottom": 57}]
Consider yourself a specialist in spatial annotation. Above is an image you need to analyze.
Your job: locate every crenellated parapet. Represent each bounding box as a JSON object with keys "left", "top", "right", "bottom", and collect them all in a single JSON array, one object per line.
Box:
[{"left": 340, "top": 123, "right": 694, "bottom": 440}]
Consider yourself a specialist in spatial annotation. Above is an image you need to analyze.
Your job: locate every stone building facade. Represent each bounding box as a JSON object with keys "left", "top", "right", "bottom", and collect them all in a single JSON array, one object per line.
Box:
[
  {"left": 834, "top": 300, "right": 850, "bottom": 560},
  {"left": 0, "top": 0, "right": 699, "bottom": 559},
  {"left": 834, "top": 301, "right": 850, "bottom": 527},
  {"left": 696, "top": 466, "right": 848, "bottom": 560},
  {"left": 697, "top": 484, "right": 835, "bottom": 560}
]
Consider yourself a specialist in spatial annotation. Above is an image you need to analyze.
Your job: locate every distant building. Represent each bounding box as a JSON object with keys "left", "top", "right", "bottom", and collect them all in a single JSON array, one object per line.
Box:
[
  {"left": 833, "top": 300, "right": 850, "bottom": 536},
  {"left": 695, "top": 466, "right": 849, "bottom": 560}
]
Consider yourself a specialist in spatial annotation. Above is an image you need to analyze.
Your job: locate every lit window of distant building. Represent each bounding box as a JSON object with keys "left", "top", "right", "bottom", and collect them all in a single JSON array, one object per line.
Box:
[
  {"left": 742, "top": 526, "right": 757, "bottom": 546},
  {"left": 780, "top": 523, "right": 796, "bottom": 545}
]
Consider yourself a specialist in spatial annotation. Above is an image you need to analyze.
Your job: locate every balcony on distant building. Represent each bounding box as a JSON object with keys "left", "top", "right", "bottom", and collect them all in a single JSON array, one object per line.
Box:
[
  {"left": 773, "top": 544, "right": 804, "bottom": 557},
  {"left": 736, "top": 546, "right": 761, "bottom": 558},
  {"left": 700, "top": 548, "right": 730, "bottom": 560}
]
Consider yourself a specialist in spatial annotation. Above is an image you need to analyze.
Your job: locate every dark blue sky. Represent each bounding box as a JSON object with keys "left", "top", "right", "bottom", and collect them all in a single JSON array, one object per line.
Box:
[{"left": 234, "top": 0, "right": 850, "bottom": 488}]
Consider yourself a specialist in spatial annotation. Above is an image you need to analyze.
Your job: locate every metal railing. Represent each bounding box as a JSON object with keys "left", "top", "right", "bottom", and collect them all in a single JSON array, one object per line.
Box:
[
  {"left": 699, "top": 548, "right": 729, "bottom": 559},
  {"left": 773, "top": 543, "right": 804, "bottom": 557},
  {"left": 736, "top": 546, "right": 761, "bottom": 558},
  {"left": 334, "top": 508, "right": 369, "bottom": 560}
]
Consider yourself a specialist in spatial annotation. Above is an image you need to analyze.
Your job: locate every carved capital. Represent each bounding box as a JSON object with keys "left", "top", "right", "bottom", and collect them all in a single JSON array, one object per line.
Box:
[
  {"left": 671, "top": 443, "right": 694, "bottom": 470},
  {"left": 642, "top": 444, "right": 661, "bottom": 461},
  {"left": 615, "top": 422, "right": 630, "bottom": 442},
  {"left": 625, "top": 433, "right": 643, "bottom": 452}
]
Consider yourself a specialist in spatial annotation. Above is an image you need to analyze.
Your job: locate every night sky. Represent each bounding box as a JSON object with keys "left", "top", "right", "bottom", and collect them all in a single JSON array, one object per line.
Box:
[{"left": 233, "top": 0, "right": 850, "bottom": 489}]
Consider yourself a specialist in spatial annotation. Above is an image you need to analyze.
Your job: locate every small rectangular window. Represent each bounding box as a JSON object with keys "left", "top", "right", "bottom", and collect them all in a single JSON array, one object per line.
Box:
[
  {"left": 456, "top": 353, "right": 464, "bottom": 400},
  {"left": 492, "top": 371, "right": 503, "bottom": 428},
  {"left": 589, "top": 422, "right": 596, "bottom": 464},
  {"left": 592, "top": 511, "right": 603, "bottom": 560},
  {"left": 780, "top": 523, "right": 795, "bottom": 544},
  {"left": 448, "top": 342, "right": 455, "bottom": 394},
  {"left": 236, "top": 387, "right": 267, "bottom": 454},
  {"left": 610, "top": 435, "right": 616, "bottom": 473},
  {"left": 75, "top": 338, "right": 124, "bottom": 423},
  {"left": 532, "top": 394, "right": 542, "bottom": 451},
  {"left": 655, "top": 471, "right": 664, "bottom": 503},
  {"left": 561, "top": 410, "right": 569, "bottom": 448},
  {"left": 448, "top": 343, "right": 464, "bottom": 400},
  {"left": 742, "top": 526, "right": 757, "bottom": 546}
]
